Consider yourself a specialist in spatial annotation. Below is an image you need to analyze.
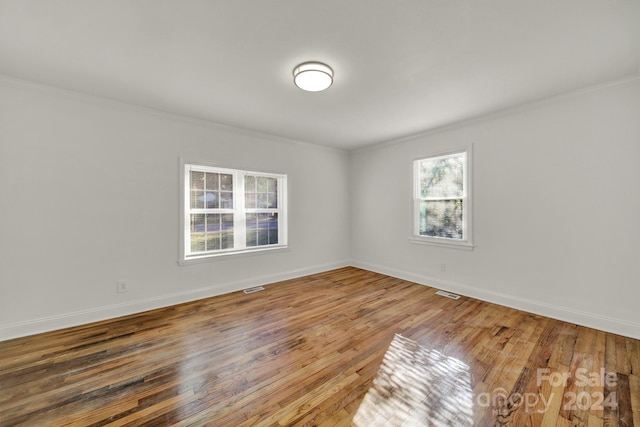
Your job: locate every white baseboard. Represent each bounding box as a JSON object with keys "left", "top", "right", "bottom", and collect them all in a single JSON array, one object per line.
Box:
[
  {"left": 350, "top": 259, "right": 640, "bottom": 340},
  {"left": 0, "top": 260, "right": 350, "bottom": 342},
  {"left": 4, "top": 260, "right": 638, "bottom": 341}
]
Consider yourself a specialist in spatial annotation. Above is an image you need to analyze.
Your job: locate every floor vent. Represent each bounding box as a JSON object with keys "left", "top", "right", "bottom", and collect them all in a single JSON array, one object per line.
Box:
[
  {"left": 243, "top": 286, "right": 265, "bottom": 294},
  {"left": 435, "top": 290, "right": 460, "bottom": 300}
]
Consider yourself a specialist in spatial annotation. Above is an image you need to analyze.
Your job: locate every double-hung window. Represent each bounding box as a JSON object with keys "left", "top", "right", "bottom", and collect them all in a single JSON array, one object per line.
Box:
[
  {"left": 411, "top": 148, "right": 472, "bottom": 249},
  {"left": 181, "top": 162, "right": 287, "bottom": 262}
]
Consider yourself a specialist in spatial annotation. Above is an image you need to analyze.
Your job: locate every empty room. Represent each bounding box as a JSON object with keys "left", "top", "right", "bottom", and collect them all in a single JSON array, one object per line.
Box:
[{"left": 1, "top": 1, "right": 639, "bottom": 426}]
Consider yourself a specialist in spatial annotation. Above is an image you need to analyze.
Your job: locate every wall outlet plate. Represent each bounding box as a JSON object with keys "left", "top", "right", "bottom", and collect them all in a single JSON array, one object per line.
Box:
[{"left": 117, "top": 280, "right": 129, "bottom": 293}]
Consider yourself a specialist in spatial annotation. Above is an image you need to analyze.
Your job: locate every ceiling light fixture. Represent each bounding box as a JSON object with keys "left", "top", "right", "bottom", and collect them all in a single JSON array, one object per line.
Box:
[{"left": 293, "top": 61, "right": 333, "bottom": 92}]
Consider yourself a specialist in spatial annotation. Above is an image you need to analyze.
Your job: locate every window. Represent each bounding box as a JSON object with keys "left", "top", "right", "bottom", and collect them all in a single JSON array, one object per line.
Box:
[
  {"left": 411, "top": 148, "right": 472, "bottom": 249},
  {"left": 181, "top": 162, "right": 287, "bottom": 262}
]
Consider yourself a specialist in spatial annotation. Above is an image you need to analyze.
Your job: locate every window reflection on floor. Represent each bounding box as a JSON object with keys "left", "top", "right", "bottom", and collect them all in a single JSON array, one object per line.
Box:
[{"left": 353, "top": 334, "right": 473, "bottom": 426}]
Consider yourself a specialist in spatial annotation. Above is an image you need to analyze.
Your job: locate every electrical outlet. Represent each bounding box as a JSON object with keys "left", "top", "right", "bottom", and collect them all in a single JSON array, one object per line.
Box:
[
  {"left": 116, "top": 280, "right": 129, "bottom": 293},
  {"left": 440, "top": 263, "right": 447, "bottom": 272}
]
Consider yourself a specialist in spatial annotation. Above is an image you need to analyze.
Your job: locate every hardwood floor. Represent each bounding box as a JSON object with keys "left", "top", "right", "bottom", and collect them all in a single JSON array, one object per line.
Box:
[{"left": 1, "top": 267, "right": 638, "bottom": 426}]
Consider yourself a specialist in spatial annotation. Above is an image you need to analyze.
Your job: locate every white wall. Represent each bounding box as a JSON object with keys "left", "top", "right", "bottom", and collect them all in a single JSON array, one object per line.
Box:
[
  {"left": 2, "top": 75, "right": 639, "bottom": 341},
  {"left": 0, "top": 77, "right": 350, "bottom": 340},
  {"left": 350, "top": 77, "right": 640, "bottom": 339}
]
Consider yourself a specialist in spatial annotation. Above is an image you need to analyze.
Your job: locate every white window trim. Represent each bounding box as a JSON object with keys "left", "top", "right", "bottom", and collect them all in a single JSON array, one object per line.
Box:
[
  {"left": 409, "top": 146, "right": 474, "bottom": 250},
  {"left": 179, "top": 159, "right": 288, "bottom": 264}
]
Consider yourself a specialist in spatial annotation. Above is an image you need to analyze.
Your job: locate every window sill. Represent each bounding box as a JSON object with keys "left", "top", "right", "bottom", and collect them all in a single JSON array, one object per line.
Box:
[
  {"left": 179, "top": 244, "right": 289, "bottom": 266},
  {"left": 408, "top": 237, "right": 474, "bottom": 251}
]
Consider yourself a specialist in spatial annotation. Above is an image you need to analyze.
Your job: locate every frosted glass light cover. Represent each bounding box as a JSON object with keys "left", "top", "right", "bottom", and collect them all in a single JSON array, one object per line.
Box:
[{"left": 293, "top": 62, "right": 333, "bottom": 92}]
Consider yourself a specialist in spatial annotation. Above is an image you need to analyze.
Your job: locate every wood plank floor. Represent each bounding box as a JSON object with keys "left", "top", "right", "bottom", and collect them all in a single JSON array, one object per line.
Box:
[{"left": 1, "top": 267, "right": 638, "bottom": 426}]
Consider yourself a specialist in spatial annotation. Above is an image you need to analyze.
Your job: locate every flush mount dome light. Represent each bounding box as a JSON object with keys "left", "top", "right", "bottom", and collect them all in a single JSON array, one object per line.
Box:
[{"left": 293, "top": 61, "right": 333, "bottom": 92}]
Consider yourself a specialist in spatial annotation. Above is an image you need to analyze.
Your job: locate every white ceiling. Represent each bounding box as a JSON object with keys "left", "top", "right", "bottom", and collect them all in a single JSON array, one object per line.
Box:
[{"left": 1, "top": 1, "right": 639, "bottom": 150}]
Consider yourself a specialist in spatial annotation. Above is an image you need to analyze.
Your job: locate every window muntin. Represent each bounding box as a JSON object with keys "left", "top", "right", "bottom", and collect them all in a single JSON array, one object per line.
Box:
[
  {"left": 413, "top": 150, "right": 471, "bottom": 247},
  {"left": 183, "top": 163, "right": 287, "bottom": 261}
]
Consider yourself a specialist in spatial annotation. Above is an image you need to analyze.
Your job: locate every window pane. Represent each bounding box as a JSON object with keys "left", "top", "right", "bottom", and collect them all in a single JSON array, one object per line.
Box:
[
  {"left": 221, "top": 231, "right": 234, "bottom": 249},
  {"left": 191, "top": 191, "right": 204, "bottom": 209},
  {"left": 220, "top": 174, "right": 233, "bottom": 191},
  {"left": 419, "top": 154, "right": 464, "bottom": 198},
  {"left": 191, "top": 233, "right": 205, "bottom": 252},
  {"left": 419, "top": 200, "right": 463, "bottom": 239},
  {"left": 257, "top": 193, "right": 268, "bottom": 209},
  {"left": 246, "top": 230, "right": 257, "bottom": 247},
  {"left": 267, "top": 177, "right": 276, "bottom": 193},
  {"left": 260, "top": 213, "right": 278, "bottom": 245},
  {"left": 258, "top": 228, "right": 268, "bottom": 245},
  {"left": 220, "top": 191, "right": 233, "bottom": 209},
  {"left": 221, "top": 214, "right": 234, "bottom": 229},
  {"left": 205, "top": 214, "right": 220, "bottom": 232},
  {"left": 205, "top": 234, "right": 220, "bottom": 251},
  {"left": 191, "top": 214, "right": 205, "bottom": 232},
  {"left": 246, "top": 213, "right": 257, "bottom": 229},
  {"left": 268, "top": 192, "right": 277, "bottom": 209},
  {"left": 261, "top": 212, "right": 277, "bottom": 224},
  {"left": 257, "top": 177, "right": 268, "bottom": 192},
  {"left": 270, "top": 215, "right": 279, "bottom": 245},
  {"left": 205, "top": 173, "right": 219, "bottom": 191},
  {"left": 205, "top": 191, "right": 219, "bottom": 209},
  {"left": 246, "top": 213, "right": 257, "bottom": 246},
  {"left": 245, "top": 175, "right": 256, "bottom": 192},
  {"left": 268, "top": 227, "right": 278, "bottom": 245},
  {"left": 191, "top": 171, "right": 204, "bottom": 190},
  {"left": 245, "top": 192, "right": 256, "bottom": 209}
]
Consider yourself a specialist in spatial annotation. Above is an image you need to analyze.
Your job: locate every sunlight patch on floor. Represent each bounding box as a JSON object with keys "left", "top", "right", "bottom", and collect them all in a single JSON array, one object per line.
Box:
[{"left": 353, "top": 334, "right": 473, "bottom": 426}]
